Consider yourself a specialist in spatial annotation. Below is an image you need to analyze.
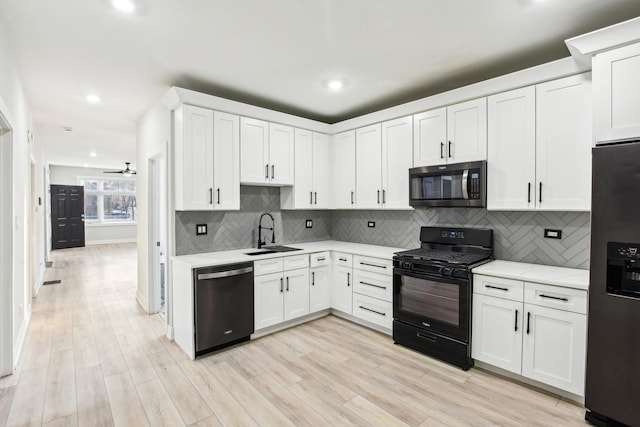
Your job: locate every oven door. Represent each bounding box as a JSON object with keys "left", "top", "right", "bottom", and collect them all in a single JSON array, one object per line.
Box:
[{"left": 393, "top": 268, "right": 470, "bottom": 342}]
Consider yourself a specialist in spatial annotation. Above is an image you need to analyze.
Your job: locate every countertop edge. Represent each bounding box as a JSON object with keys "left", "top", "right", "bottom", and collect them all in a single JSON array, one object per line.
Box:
[{"left": 472, "top": 260, "right": 589, "bottom": 291}]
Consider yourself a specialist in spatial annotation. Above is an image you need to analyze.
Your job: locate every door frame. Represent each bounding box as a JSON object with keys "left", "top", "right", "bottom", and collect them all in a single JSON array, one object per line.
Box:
[
  {"left": 0, "top": 97, "right": 14, "bottom": 376},
  {"left": 147, "top": 143, "right": 169, "bottom": 327}
]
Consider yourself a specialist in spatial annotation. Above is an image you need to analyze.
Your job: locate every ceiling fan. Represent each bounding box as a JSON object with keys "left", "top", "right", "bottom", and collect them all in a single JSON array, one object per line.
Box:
[{"left": 103, "top": 162, "right": 136, "bottom": 177}]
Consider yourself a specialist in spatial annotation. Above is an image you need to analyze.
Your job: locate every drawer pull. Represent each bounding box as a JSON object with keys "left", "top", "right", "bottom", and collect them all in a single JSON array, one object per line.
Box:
[
  {"left": 339, "top": 257, "right": 348, "bottom": 262},
  {"left": 359, "top": 306, "right": 386, "bottom": 316},
  {"left": 360, "top": 262, "right": 387, "bottom": 269},
  {"left": 485, "top": 284, "right": 509, "bottom": 292},
  {"left": 540, "top": 294, "right": 569, "bottom": 302},
  {"left": 514, "top": 309, "right": 518, "bottom": 332},
  {"left": 416, "top": 332, "right": 436, "bottom": 342},
  {"left": 360, "top": 281, "right": 386, "bottom": 290},
  {"left": 526, "top": 312, "right": 531, "bottom": 335},
  {"left": 316, "top": 257, "right": 325, "bottom": 261}
]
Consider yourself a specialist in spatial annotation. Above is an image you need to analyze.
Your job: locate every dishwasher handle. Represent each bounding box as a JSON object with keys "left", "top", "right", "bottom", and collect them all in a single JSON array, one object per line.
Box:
[{"left": 197, "top": 266, "right": 253, "bottom": 280}]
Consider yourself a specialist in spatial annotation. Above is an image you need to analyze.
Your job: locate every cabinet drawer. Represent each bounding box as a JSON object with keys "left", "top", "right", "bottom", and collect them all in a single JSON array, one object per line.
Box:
[
  {"left": 352, "top": 293, "right": 392, "bottom": 330},
  {"left": 353, "top": 255, "right": 392, "bottom": 275},
  {"left": 353, "top": 269, "right": 392, "bottom": 302},
  {"left": 254, "top": 258, "right": 284, "bottom": 276},
  {"left": 310, "top": 251, "right": 330, "bottom": 268},
  {"left": 524, "top": 282, "right": 587, "bottom": 314},
  {"left": 334, "top": 252, "right": 353, "bottom": 268},
  {"left": 283, "top": 254, "right": 309, "bottom": 271},
  {"left": 474, "top": 275, "right": 524, "bottom": 302}
]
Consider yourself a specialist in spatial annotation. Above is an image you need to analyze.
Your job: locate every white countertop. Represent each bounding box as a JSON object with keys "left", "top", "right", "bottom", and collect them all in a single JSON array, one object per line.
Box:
[
  {"left": 172, "top": 240, "right": 406, "bottom": 269},
  {"left": 472, "top": 260, "right": 589, "bottom": 291}
]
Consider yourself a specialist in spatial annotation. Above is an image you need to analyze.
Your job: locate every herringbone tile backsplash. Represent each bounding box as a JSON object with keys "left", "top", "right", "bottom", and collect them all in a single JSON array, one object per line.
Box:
[{"left": 176, "top": 187, "right": 590, "bottom": 269}]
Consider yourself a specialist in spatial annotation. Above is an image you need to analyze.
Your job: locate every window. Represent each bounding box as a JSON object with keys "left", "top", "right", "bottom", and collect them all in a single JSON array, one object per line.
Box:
[{"left": 78, "top": 176, "right": 137, "bottom": 223}]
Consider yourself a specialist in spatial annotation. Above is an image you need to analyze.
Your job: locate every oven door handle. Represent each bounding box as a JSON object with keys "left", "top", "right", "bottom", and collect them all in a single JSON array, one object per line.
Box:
[{"left": 462, "top": 169, "right": 469, "bottom": 200}]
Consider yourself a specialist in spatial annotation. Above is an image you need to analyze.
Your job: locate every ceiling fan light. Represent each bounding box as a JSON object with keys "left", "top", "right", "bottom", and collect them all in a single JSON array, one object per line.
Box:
[{"left": 123, "top": 171, "right": 133, "bottom": 177}]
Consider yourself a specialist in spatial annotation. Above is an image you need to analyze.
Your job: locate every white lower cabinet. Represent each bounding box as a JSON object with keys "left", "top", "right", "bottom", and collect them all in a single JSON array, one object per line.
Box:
[
  {"left": 254, "top": 256, "right": 310, "bottom": 331},
  {"left": 309, "top": 251, "right": 331, "bottom": 313},
  {"left": 521, "top": 303, "right": 587, "bottom": 396},
  {"left": 351, "top": 255, "right": 393, "bottom": 330},
  {"left": 472, "top": 274, "right": 587, "bottom": 396},
  {"left": 332, "top": 265, "right": 353, "bottom": 314}
]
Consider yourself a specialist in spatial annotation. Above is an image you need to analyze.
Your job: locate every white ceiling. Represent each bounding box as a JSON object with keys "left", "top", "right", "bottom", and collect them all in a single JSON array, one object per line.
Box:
[{"left": 1, "top": 0, "right": 640, "bottom": 169}]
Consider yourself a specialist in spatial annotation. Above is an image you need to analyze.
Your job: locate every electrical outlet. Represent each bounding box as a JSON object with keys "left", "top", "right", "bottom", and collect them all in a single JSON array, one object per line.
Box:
[
  {"left": 544, "top": 229, "right": 562, "bottom": 239},
  {"left": 368, "top": 221, "right": 375, "bottom": 228},
  {"left": 305, "top": 220, "right": 313, "bottom": 228},
  {"left": 196, "top": 224, "right": 208, "bottom": 235}
]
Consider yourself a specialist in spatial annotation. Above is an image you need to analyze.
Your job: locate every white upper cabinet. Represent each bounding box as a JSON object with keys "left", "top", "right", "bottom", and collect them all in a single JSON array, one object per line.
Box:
[
  {"left": 356, "top": 124, "right": 383, "bottom": 209},
  {"left": 488, "top": 74, "right": 592, "bottom": 211},
  {"left": 281, "top": 130, "right": 329, "bottom": 209},
  {"left": 447, "top": 98, "right": 488, "bottom": 163},
  {"left": 413, "top": 99, "right": 487, "bottom": 167},
  {"left": 174, "top": 105, "right": 240, "bottom": 211},
  {"left": 269, "top": 123, "right": 295, "bottom": 185},
  {"left": 487, "top": 87, "right": 537, "bottom": 211},
  {"left": 212, "top": 111, "right": 240, "bottom": 210},
  {"left": 381, "top": 116, "right": 413, "bottom": 209},
  {"left": 240, "top": 118, "right": 294, "bottom": 186},
  {"left": 331, "top": 130, "right": 356, "bottom": 209},
  {"left": 413, "top": 108, "right": 447, "bottom": 166},
  {"left": 536, "top": 74, "right": 592, "bottom": 211},
  {"left": 594, "top": 42, "right": 640, "bottom": 142}
]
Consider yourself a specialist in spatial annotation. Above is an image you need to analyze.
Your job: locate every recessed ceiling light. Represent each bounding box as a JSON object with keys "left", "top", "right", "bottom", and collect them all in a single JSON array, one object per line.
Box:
[
  {"left": 86, "top": 94, "right": 101, "bottom": 104},
  {"left": 112, "top": 0, "right": 136, "bottom": 13},
  {"left": 84, "top": 163, "right": 89, "bottom": 168},
  {"left": 90, "top": 152, "right": 97, "bottom": 157},
  {"left": 326, "top": 79, "right": 345, "bottom": 91}
]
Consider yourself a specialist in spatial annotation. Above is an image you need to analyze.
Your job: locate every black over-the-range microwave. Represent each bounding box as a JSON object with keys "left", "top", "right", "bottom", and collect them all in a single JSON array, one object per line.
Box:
[{"left": 409, "top": 160, "right": 487, "bottom": 208}]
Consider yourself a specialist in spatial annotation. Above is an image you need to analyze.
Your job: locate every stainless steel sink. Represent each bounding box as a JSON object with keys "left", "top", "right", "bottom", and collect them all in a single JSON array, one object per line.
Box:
[{"left": 244, "top": 246, "right": 302, "bottom": 256}]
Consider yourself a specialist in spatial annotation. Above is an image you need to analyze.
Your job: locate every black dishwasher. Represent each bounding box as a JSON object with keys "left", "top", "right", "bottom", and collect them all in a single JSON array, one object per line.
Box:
[{"left": 193, "top": 261, "right": 254, "bottom": 356}]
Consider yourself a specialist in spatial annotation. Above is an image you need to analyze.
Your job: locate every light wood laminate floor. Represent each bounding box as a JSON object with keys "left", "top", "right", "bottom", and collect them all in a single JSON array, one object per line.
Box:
[{"left": 0, "top": 243, "right": 587, "bottom": 426}]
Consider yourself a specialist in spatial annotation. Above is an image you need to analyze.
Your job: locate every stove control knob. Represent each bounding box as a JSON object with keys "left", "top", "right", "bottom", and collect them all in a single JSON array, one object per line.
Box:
[
  {"left": 441, "top": 267, "right": 453, "bottom": 276},
  {"left": 402, "top": 261, "right": 412, "bottom": 269}
]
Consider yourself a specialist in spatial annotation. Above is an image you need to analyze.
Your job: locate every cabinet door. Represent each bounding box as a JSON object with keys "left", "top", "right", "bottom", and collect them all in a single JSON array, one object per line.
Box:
[
  {"left": 356, "top": 124, "right": 383, "bottom": 209},
  {"left": 283, "top": 268, "right": 310, "bottom": 321},
  {"left": 471, "top": 294, "right": 523, "bottom": 374},
  {"left": 487, "top": 87, "right": 536, "bottom": 210},
  {"left": 522, "top": 304, "right": 587, "bottom": 396},
  {"left": 254, "top": 272, "right": 284, "bottom": 330},
  {"left": 413, "top": 108, "right": 447, "bottom": 167},
  {"left": 381, "top": 116, "right": 413, "bottom": 209},
  {"left": 310, "top": 266, "right": 331, "bottom": 312},
  {"left": 447, "top": 98, "right": 487, "bottom": 163},
  {"left": 536, "top": 74, "right": 592, "bottom": 211},
  {"left": 332, "top": 266, "right": 353, "bottom": 314},
  {"left": 269, "top": 123, "right": 295, "bottom": 185},
  {"left": 240, "top": 117, "right": 269, "bottom": 184},
  {"left": 176, "top": 105, "right": 214, "bottom": 211},
  {"left": 292, "top": 129, "right": 313, "bottom": 208},
  {"left": 331, "top": 131, "right": 356, "bottom": 209},
  {"left": 312, "top": 132, "right": 330, "bottom": 209},
  {"left": 213, "top": 111, "right": 240, "bottom": 210},
  {"left": 594, "top": 42, "right": 640, "bottom": 142}
]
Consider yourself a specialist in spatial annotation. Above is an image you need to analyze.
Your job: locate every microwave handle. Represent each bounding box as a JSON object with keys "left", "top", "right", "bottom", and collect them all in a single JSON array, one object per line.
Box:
[{"left": 462, "top": 169, "right": 469, "bottom": 200}]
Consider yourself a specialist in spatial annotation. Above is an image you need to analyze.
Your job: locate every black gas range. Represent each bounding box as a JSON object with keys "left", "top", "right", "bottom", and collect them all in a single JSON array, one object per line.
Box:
[{"left": 393, "top": 227, "right": 493, "bottom": 370}]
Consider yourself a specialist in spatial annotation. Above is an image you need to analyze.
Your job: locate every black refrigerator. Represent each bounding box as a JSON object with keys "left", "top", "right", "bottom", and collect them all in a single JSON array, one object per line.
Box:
[{"left": 586, "top": 140, "right": 640, "bottom": 426}]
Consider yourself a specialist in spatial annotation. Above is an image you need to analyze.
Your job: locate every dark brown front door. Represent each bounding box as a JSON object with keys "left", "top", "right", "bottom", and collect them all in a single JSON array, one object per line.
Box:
[{"left": 51, "top": 185, "right": 85, "bottom": 250}]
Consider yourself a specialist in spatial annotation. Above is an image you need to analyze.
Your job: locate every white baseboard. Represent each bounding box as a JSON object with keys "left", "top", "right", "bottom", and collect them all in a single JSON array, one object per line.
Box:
[
  {"left": 136, "top": 291, "right": 149, "bottom": 314},
  {"left": 251, "top": 310, "right": 330, "bottom": 339},
  {"left": 166, "top": 324, "right": 174, "bottom": 341},
  {"left": 86, "top": 238, "right": 137, "bottom": 246},
  {"left": 33, "top": 264, "right": 46, "bottom": 297},
  {"left": 13, "top": 309, "right": 31, "bottom": 371}
]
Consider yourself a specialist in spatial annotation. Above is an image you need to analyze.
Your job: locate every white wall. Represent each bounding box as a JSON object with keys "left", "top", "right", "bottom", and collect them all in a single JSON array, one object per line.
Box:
[
  {"left": 49, "top": 164, "right": 137, "bottom": 245},
  {"left": 0, "top": 14, "right": 47, "bottom": 371},
  {"left": 136, "top": 103, "right": 171, "bottom": 313}
]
